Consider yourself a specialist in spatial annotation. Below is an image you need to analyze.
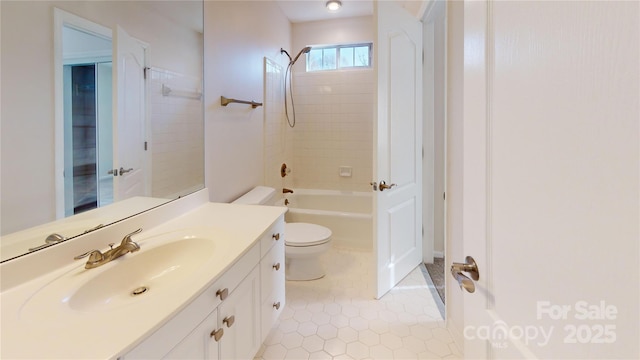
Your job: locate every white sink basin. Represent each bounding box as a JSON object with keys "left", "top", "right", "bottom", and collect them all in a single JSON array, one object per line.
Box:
[
  {"left": 19, "top": 229, "right": 230, "bottom": 319},
  {"left": 68, "top": 237, "right": 215, "bottom": 311}
]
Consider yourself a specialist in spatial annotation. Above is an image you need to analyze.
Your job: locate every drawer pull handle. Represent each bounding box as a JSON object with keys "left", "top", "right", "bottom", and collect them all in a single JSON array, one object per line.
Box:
[
  {"left": 223, "top": 315, "right": 235, "bottom": 328},
  {"left": 273, "top": 301, "right": 281, "bottom": 310},
  {"left": 216, "top": 288, "right": 229, "bottom": 301},
  {"left": 273, "top": 263, "right": 281, "bottom": 271},
  {"left": 210, "top": 328, "right": 224, "bottom": 341},
  {"left": 272, "top": 233, "right": 280, "bottom": 241}
]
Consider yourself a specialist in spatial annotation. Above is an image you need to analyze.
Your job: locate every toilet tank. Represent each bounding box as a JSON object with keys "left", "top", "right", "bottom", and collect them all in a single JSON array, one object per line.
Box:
[{"left": 232, "top": 186, "right": 276, "bottom": 205}]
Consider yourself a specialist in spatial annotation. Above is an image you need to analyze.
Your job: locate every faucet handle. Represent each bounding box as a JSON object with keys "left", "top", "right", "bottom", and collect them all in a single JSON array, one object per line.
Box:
[
  {"left": 121, "top": 228, "right": 143, "bottom": 244},
  {"left": 74, "top": 249, "right": 104, "bottom": 263}
]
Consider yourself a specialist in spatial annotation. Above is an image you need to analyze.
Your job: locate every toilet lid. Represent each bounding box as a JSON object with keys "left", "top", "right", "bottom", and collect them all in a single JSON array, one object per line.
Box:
[{"left": 285, "top": 223, "right": 332, "bottom": 247}]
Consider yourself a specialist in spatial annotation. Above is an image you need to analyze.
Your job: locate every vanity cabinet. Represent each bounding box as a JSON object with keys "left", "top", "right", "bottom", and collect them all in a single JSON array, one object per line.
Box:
[
  {"left": 163, "top": 308, "right": 219, "bottom": 359},
  {"left": 260, "top": 238, "right": 285, "bottom": 339},
  {"left": 120, "top": 217, "right": 285, "bottom": 360},
  {"left": 219, "top": 266, "right": 261, "bottom": 359}
]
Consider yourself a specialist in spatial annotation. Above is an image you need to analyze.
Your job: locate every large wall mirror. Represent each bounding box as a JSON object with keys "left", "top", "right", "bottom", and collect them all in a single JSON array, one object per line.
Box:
[{"left": 0, "top": 1, "right": 204, "bottom": 262}]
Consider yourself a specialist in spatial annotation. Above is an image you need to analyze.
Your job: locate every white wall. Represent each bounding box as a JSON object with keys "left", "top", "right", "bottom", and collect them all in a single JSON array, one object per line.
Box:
[
  {"left": 0, "top": 1, "right": 202, "bottom": 235},
  {"left": 204, "top": 1, "right": 291, "bottom": 202},
  {"left": 290, "top": 16, "right": 374, "bottom": 191},
  {"left": 148, "top": 68, "right": 204, "bottom": 199}
]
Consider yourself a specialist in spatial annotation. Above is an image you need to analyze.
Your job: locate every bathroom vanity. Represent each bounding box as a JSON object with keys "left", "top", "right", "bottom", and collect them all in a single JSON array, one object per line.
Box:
[{"left": 0, "top": 190, "right": 286, "bottom": 359}]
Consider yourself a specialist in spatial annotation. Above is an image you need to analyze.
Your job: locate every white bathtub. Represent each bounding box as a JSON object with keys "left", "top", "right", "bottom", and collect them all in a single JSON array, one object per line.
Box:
[{"left": 276, "top": 189, "right": 372, "bottom": 250}]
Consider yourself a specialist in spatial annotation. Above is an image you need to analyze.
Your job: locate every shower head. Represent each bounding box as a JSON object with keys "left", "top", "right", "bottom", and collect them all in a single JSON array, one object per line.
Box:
[
  {"left": 280, "top": 48, "right": 292, "bottom": 62},
  {"left": 291, "top": 46, "right": 312, "bottom": 65}
]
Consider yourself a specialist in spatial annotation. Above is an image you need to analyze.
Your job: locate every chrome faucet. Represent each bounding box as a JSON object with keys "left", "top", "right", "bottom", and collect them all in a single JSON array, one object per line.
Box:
[{"left": 74, "top": 228, "right": 142, "bottom": 269}]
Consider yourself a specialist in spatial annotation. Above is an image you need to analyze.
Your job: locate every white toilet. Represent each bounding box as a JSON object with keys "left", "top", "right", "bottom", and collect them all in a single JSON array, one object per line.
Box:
[{"left": 232, "top": 186, "right": 332, "bottom": 280}]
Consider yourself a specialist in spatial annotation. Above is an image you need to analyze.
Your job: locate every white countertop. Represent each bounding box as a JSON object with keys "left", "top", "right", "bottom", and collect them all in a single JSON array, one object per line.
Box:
[{"left": 1, "top": 201, "right": 286, "bottom": 359}]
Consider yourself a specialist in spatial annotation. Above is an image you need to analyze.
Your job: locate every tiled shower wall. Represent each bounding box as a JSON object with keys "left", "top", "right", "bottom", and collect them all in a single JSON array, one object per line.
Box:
[
  {"left": 290, "top": 69, "right": 374, "bottom": 191},
  {"left": 148, "top": 67, "right": 204, "bottom": 198}
]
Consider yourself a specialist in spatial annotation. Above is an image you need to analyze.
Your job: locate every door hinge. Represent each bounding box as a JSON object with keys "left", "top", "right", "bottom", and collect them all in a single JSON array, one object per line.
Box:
[
  {"left": 144, "top": 67, "right": 150, "bottom": 80},
  {"left": 443, "top": 192, "right": 446, "bottom": 200},
  {"left": 144, "top": 141, "right": 148, "bottom": 151},
  {"left": 422, "top": 146, "right": 424, "bottom": 159}
]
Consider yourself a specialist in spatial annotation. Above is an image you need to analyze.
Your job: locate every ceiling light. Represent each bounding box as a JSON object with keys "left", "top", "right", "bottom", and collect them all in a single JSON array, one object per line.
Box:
[{"left": 326, "top": 0, "right": 342, "bottom": 12}]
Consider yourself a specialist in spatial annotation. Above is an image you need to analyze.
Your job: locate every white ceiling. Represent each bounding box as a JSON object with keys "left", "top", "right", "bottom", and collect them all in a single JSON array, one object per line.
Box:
[{"left": 275, "top": 0, "right": 374, "bottom": 23}]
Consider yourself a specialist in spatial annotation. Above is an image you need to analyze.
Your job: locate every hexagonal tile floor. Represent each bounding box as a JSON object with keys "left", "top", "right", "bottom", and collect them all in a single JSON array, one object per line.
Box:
[{"left": 255, "top": 247, "right": 462, "bottom": 360}]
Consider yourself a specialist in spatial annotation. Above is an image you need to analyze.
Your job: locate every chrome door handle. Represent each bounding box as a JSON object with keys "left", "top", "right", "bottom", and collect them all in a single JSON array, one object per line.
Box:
[
  {"left": 451, "top": 256, "right": 479, "bottom": 293},
  {"left": 119, "top": 167, "right": 133, "bottom": 176},
  {"left": 379, "top": 181, "right": 397, "bottom": 191}
]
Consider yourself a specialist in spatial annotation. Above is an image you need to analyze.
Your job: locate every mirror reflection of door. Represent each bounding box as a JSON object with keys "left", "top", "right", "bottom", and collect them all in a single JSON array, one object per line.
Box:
[
  {"left": 113, "top": 26, "right": 148, "bottom": 201},
  {"left": 62, "top": 25, "right": 113, "bottom": 216},
  {"left": 57, "top": 9, "right": 149, "bottom": 218}
]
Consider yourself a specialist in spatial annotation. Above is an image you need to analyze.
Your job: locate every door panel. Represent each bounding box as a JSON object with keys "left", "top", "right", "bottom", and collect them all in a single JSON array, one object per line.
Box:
[
  {"left": 456, "top": 1, "right": 639, "bottom": 358},
  {"left": 374, "top": 0, "right": 423, "bottom": 298},
  {"left": 388, "top": 198, "right": 417, "bottom": 269},
  {"left": 389, "top": 34, "right": 418, "bottom": 186},
  {"left": 113, "top": 26, "right": 146, "bottom": 200}
]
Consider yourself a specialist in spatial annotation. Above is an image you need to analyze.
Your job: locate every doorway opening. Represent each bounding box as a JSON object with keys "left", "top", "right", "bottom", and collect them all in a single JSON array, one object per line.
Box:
[
  {"left": 63, "top": 61, "right": 113, "bottom": 215},
  {"left": 422, "top": 0, "right": 447, "bottom": 308}
]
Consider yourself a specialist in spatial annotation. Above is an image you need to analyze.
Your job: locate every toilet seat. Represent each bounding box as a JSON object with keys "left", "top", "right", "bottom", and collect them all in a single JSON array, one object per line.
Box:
[{"left": 285, "top": 223, "right": 331, "bottom": 247}]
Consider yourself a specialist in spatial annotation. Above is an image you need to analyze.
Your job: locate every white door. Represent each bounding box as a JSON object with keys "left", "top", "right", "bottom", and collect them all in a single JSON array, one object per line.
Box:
[
  {"left": 374, "top": 1, "right": 423, "bottom": 298},
  {"left": 113, "top": 25, "right": 147, "bottom": 200},
  {"left": 453, "top": 1, "right": 639, "bottom": 358}
]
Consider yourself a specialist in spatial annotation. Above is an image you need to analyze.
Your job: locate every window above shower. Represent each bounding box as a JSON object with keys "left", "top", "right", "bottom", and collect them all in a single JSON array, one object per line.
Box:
[{"left": 306, "top": 43, "right": 372, "bottom": 72}]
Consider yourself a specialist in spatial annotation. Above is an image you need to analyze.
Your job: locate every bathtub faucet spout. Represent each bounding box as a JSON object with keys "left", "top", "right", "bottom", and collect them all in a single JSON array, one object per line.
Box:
[{"left": 283, "top": 188, "right": 294, "bottom": 194}]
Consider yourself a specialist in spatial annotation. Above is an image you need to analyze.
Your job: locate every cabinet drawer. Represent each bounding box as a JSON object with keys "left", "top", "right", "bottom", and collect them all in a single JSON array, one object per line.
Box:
[
  {"left": 208, "top": 242, "right": 260, "bottom": 308},
  {"left": 260, "top": 239, "right": 285, "bottom": 303},
  {"left": 260, "top": 216, "right": 285, "bottom": 257}
]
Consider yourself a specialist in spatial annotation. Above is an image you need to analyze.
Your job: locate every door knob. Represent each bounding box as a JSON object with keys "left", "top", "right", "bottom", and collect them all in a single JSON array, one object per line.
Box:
[
  {"left": 119, "top": 167, "right": 133, "bottom": 176},
  {"left": 379, "top": 181, "right": 397, "bottom": 191},
  {"left": 451, "top": 256, "right": 479, "bottom": 293},
  {"left": 451, "top": 270, "right": 476, "bottom": 293}
]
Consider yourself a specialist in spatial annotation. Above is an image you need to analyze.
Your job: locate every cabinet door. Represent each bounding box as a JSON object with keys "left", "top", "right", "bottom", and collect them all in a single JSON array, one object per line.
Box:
[
  {"left": 164, "top": 308, "right": 220, "bottom": 360},
  {"left": 219, "top": 266, "right": 261, "bottom": 360}
]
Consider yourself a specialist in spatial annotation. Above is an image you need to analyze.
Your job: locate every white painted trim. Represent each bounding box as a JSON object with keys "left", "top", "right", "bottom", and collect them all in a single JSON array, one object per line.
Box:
[
  {"left": 417, "top": 0, "right": 434, "bottom": 20},
  {"left": 63, "top": 51, "right": 111, "bottom": 65},
  {"left": 447, "top": 318, "right": 465, "bottom": 358},
  {"left": 433, "top": 250, "right": 444, "bottom": 258},
  {"left": 53, "top": 8, "right": 112, "bottom": 219},
  {"left": 422, "top": 13, "right": 435, "bottom": 264}
]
